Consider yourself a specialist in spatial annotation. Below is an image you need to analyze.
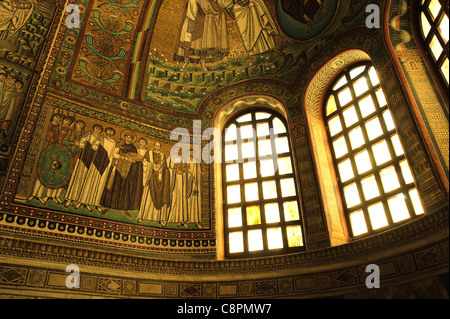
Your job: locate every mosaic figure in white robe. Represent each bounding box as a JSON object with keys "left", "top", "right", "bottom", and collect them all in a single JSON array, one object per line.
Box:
[
  {"left": 215, "top": 0, "right": 278, "bottom": 55},
  {"left": 175, "top": 0, "right": 229, "bottom": 71},
  {"left": 0, "top": 0, "right": 35, "bottom": 39},
  {"left": 137, "top": 142, "right": 171, "bottom": 226},
  {"left": 63, "top": 125, "right": 104, "bottom": 209},
  {"left": 167, "top": 153, "right": 195, "bottom": 227}
]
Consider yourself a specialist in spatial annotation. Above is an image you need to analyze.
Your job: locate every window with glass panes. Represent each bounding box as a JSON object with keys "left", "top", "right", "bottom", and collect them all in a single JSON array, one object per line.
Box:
[
  {"left": 420, "top": 0, "right": 449, "bottom": 87},
  {"left": 325, "top": 62, "right": 426, "bottom": 237},
  {"left": 222, "top": 110, "right": 305, "bottom": 258}
]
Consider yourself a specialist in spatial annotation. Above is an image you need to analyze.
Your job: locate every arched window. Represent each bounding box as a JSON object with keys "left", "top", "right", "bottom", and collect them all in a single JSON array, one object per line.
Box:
[
  {"left": 324, "top": 62, "right": 426, "bottom": 238},
  {"left": 419, "top": 0, "right": 449, "bottom": 87},
  {"left": 222, "top": 109, "right": 305, "bottom": 258}
]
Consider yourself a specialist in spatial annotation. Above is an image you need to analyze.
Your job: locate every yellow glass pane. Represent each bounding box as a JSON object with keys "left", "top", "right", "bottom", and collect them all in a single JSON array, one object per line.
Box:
[
  {"left": 354, "top": 150, "right": 372, "bottom": 174},
  {"left": 267, "top": 228, "right": 283, "bottom": 250},
  {"left": 409, "top": 189, "right": 425, "bottom": 215},
  {"left": 326, "top": 95, "right": 337, "bottom": 116},
  {"left": 273, "top": 117, "right": 287, "bottom": 134},
  {"left": 278, "top": 157, "right": 293, "bottom": 175},
  {"left": 228, "top": 207, "right": 242, "bottom": 228},
  {"left": 333, "top": 136, "right": 348, "bottom": 158},
  {"left": 258, "top": 139, "right": 272, "bottom": 157},
  {"left": 260, "top": 159, "right": 275, "bottom": 177},
  {"left": 441, "top": 57, "right": 449, "bottom": 85},
  {"left": 240, "top": 124, "right": 254, "bottom": 139},
  {"left": 372, "top": 140, "right": 391, "bottom": 165},
  {"left": 280, "top": 178, "right": 296, "bottom": 197},
  {"left": 243, "top": 161, "right": 257, "bottom": 179},
  {"left": 229, "top": 232, "right": 244, "bottom": 253},
  {"left": 368, "top": 202, "right": 389, "bottom": 230},
  {"left": 350, "top": 65, "right": 366, "bottom": 79},
  {"left": 245, "top": 183, "right": 259, "bottom": 201},
  {"left": 376, "top": 89, "right": 387, "bottom": 107},
  {"left": 366, "top": 117, "right": 384, "bottom": 141},
  {"left": 430, "top": 35, "right": 443, "bottom": 60},
  {"left": 262, "top": 180, "right": 278, "bottom": 199},
  {"left": 236, "top": 113, "right": 252, "bottom": 123},
  {"left": 225, "top": 144, "right": 239, "bottom": 162},
  {"left": 275, "top": 137, "right": 290, "bottom": 154},
  {"left": 359, "top": 95, "right": 376, "bottom": 118},
  {"left": 248, "top": 229, "right": 264, "bottom": 251},
  {"left": 361, "top": 175, "right": 380, "bottom": 200},
  {"left": 226, "top": 164, "right": 240, "bottom": 182},
  {"left": 369, "top": 67, "right": 380, "bottom": 86},
  {"left": 349, "top": 127, "right": 365, "bottom": 150},
  {"left": 256, "top": 122, "right": 270, "bottom": 137},
  {"left": 343, "top": 106, "right": 359, "bottom": 127},
  {"left": 283, "top": 201, "right": 300, "bottom": 221},
  {"left": 227, "top": 185, "right": 241, "bottom": 204},
  {"left": 429, "top": 0, "right": 441, "bottom": 19},
  {"left": 388, "top": 194, "right": 410, "bottom": 223},
  {"left": 333, "top": 75, "right": 348, "bottom": 91},
  {"left": 349, "top": 210, "right": 368, "bottom": 236},
  {"left": 344, "top": 183, "right": 361, "bottom": 208},
  {"left": 328, "top": 115, "right": 342, "bottom": 136},
  {"left": 246, "top": 205, "right": 261, "bottom": 226},
  {"left": 421, "top": 12, "right": 432, "bottom": 36},
  {"left": 391, "top": 134, "right": 404, "bottom": 156},
  {"left": 241, "top": 142, "right": 255, "bottom": 158},
  {"left": 338, "top": 158, "right": 354, "bottom": 182},
  {"left": 338, "top": 87, "right": 353, "bottom": 106},
  {"left": 264, "top": 203, "right": 281, "bottom": 224},
  {"left": 353, "top": 77, "right": 369, "bottom": 96},
  {"left": 286, "top": 225, "right": 303, "bottom": 247},
  {"left": 383, "top": 110, "right": 395, "bottom": 131},
  {"left": 225, "top": 124, "right": 237, "bottom": 141},
  {"left": 400, "top": 160, "right": 414, "bottom": 184},
  {"left": 255, "top": 112, "right": 271, "bottom": 120},
  {"left": 439, "top": 13, "right": 449, "bottom": 43},
  {"left": 380, "top": 166, "right": 401, "bottom": 193}
]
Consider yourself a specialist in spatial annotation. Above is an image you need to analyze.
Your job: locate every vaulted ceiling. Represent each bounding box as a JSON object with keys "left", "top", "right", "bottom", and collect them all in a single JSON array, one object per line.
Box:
[{"left": 54, "top": 0, "right": 366, "bottom": 116}]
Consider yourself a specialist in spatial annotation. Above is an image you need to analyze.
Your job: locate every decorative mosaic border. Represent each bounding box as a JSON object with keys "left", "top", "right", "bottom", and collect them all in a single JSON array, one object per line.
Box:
[
  {"left": 0, "top": 206, "right": 447, "bottom": 277},
  {"left": 0, "top": 235, "right": 447, "bottom": 298},
  {"left": 0, "top": 212, "right": 216, "bottom": 256}
]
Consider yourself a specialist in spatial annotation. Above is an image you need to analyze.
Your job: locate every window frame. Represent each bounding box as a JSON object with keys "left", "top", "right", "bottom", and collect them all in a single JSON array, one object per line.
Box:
[
  {"left": 222, "top": 108, "right": 306, "bottom": 259},
  {"left": 418, "top": 0, "right": 449, "bottom": 88},
  {"left": 324, "top": 61, "right": 425, "bottom": 238}
]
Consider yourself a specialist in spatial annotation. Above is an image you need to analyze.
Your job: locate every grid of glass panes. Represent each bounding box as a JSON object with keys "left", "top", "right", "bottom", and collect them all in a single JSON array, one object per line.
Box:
[
  {"left": 420, "top": 0, "right": 449, "bottom": 87},
  {"left": 325, "top": 63, "right": 425, "bottom": 237},
  {"left": 223, "top": 110, "right": 305, "bottom": 258}
]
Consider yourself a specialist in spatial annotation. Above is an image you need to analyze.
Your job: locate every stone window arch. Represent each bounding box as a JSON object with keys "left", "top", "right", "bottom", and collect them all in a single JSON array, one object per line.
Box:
[{"left": 323, "top": 61, "right": 425, "bottom": 237}]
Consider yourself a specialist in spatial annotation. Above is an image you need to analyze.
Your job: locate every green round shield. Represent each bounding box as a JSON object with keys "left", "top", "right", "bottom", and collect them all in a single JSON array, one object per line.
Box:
[{"left": 37, "top": 144, "right": 74, "bottom": 189}]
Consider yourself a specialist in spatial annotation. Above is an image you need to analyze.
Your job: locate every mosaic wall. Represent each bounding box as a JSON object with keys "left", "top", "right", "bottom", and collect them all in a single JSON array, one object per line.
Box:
[
  {"left": 0, "top": 0, "right": 60, "bottom": 155},
  {"left": 1, "top": 0, "right": 364, "bottom": 258},
  {"left": 8, "top": 93, "right": 214, "bottom": 257},
  {"left": 0, "top": 0, "right": 447, "bottom": 263}
]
